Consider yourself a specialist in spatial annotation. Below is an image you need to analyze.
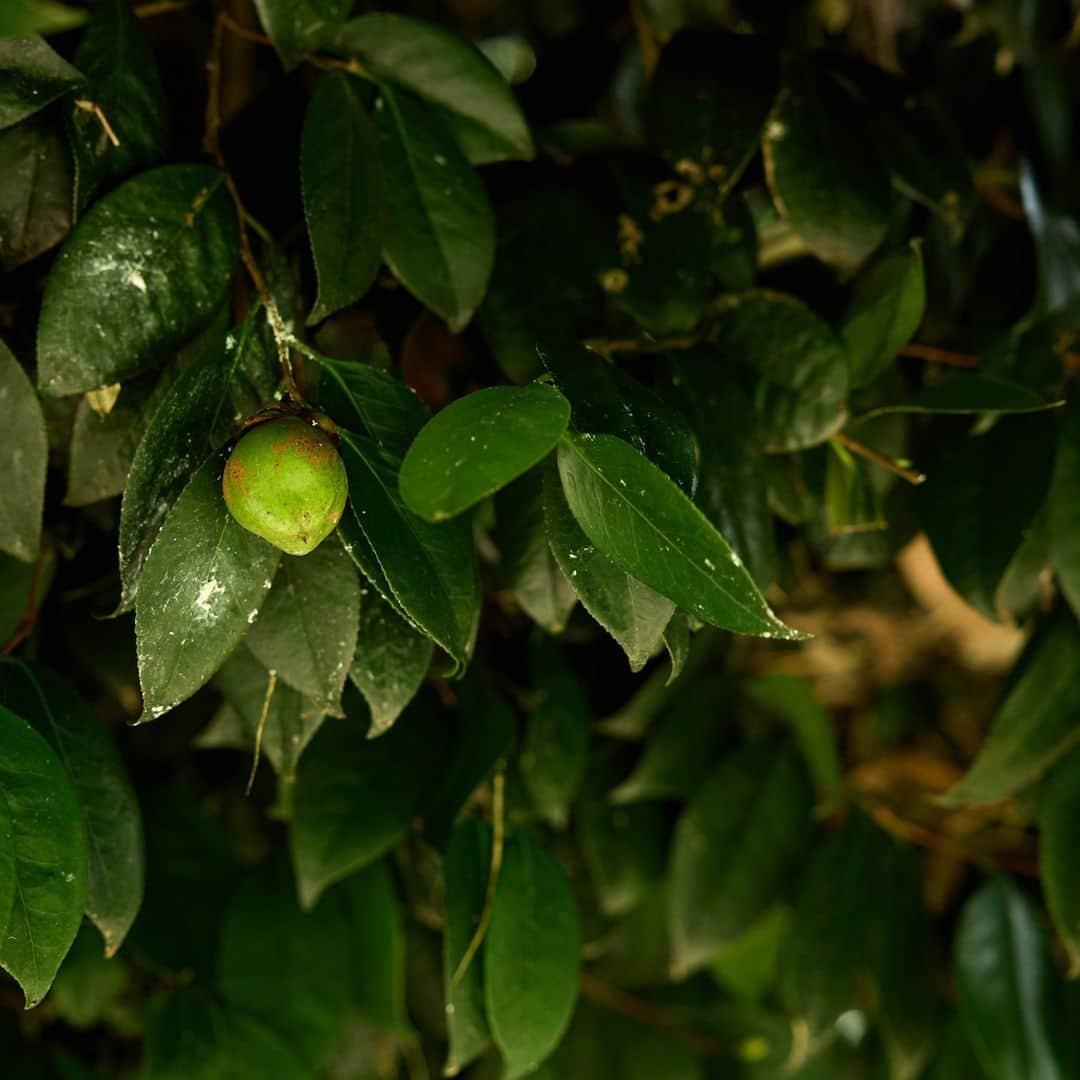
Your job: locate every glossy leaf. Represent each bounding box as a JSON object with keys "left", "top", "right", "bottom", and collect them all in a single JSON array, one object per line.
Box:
[
  {"left": 0, "top": 706, "right": 88, "bottom": 1008},
  {"left": 37, "top": 164, "right": 239, "bottom": 397},
  {"left": 372, "top": 86, "right": 495, "bottom": 332},
  {"left": 134, "top": 453, "right": 280, "bottom": 722},
  {"left": 68, "top": 0, "right": 168, "bottom": 211},
  {"left": 334, "top": 13, "right": 533, "bottom": 163},
  {"left": 484, "top": 829, "right": 583, "bottom": 1078},
  {"left": 246, "top": 537, "right": 360, "bottom": 715},
  {"left": 302, "top": 72, "right": 383, "bottom": 323},
  {"left": 954, "top": 877, "right": 1068, "bottom": 1080},
  {"left": 669, "top": 741, "right": 813, "bottom": 975},
  {"left": 401, "top": 384, "right": 570, "bottom": 522},
  {"left": 0, "top": 36, "right": 82, "bottom": 130},
  {"left": 2, "top": 661, "right": 143, "bottom": 956},
  {"left": 252, "top": 0, "right": 350, "bottom": 66},
  {"left": 289, "top": 693, "right": 450, "bottom": 909},
  {"left": 0, "top": 338, "right": 47, "bottom": 561},
  {"left": 556, "top": 433, "right": 807, "bottom": 640}
]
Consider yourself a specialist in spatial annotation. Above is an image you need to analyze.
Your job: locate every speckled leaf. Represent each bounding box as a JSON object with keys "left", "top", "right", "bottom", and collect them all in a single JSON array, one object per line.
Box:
[
  {"left": 0, "top": 705, "right": 88, "bottom": 1008},
  {"left": 302, "top": 72, "right": 383, "bottom": 323},
  {"left": 253, "top": 0, "right": 350, "bottom": 66},
  {"left": 134, "top": 453, "right": 280, "bottom": 723},
  {"left": 372, "top": 86, "right": 494, "bottom": 332},
  {"left": 2, "top": 661, "right": 143, "bottom": 956},
  {"left": 484, "top": 829, "right": 582, "bottom": 1078},
  {"left": 349, "top": 586, "right": 433, "bottom": 738},
  {"left": 557, "top": 433, "right": 807, "bottom": 640},
  {"left": 0, "top": 339, "right": 47, "bottom": 562},
  {"left": 37, "top": 164, "right": 239, "bottom": 396},
  {"left": 703, "top": 291, "right": 849, "bottom": 452},
  {"left": 67, "top": 0, "right": 168, "bottom": 211},
  {"left": 334, "top": 13, "right": 533, "bottom": 164},
  {"left": 400, "top": 384, "right": 571, "bottom": 522},
  {"left": 0, "top": 36, "right": 82, "bottom": 130},
  {"left": 246, "top": 537, "right": 359, "bottom": 716}
]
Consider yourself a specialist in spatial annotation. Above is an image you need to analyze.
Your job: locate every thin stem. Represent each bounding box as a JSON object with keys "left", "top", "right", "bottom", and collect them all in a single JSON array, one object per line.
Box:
[
  {"left": 245, "top": 669, "right": 277, "bottom": 795},
  {"left": 583, "top": 335, "right": 697, "bottom": 358},
  {"left": 899, "top": 343, "right": 980, "bottom": 369},
  {"left": 74, "top": 100, "right": 120, "bottom": 147},
  {"left": 832, "top": 432, "right": 926, "bottom": 486},
  {"left": 134, "top": 0, "right": 195, "bottom": 16},
  {"left": 2, "top": 542, "right": 51, "bottom": 655},
  {"left": 220, "top": 11, "right": 272, "bottom": 46}
]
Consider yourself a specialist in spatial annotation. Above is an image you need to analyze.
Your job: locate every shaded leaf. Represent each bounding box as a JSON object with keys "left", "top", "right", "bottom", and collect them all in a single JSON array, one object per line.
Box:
[
  {"left": 0, "top": 338, "right": 47, "bottom": 561},
  {"left": 1049, "top": 397, "right": 1080, "bottom": 619},
  {"left": 252, "top": 0, "right": 350, "bottom": 66},
  {"left": 710, "top": 905, "right": 788, "bottom": 1003},
  {"left": 0, "top": 36, "right": 82, "bottom": 130},
  {"left": 1038, "top": 746, "right": 1080, "bottom": 975}
]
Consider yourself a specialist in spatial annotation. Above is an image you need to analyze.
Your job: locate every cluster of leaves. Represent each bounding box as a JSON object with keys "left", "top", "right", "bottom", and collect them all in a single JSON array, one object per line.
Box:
[{"left": 1, "top": 0, "right": 1079, "bottom": 1077}]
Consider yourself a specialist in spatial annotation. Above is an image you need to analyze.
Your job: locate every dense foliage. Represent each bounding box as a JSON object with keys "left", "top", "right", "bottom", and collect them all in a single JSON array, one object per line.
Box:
[{"left": 0, "top": 0, "right": 1079, "bottom": 1076}]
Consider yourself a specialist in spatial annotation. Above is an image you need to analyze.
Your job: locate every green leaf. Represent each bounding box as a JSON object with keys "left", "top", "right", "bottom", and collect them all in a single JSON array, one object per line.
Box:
[
  {"left": 1038, "top": 746, "right": 1080, "bottom": 975},
  {"left": 219, "top": 866, "right": 351, "bottom": 1063},
  {"left": 37, "top": 164, "right": 240, "bottom": 397},
  {"left": 669, "top": 741, "right": 813, "bottom": 976},
  {"left": 710, "top": 905, "right": 788, "bottom": 1003},
  {"left": 0, "top": 706, "right": 88, "bottom": 1008},
  {"left": 484, "top": 829, "right": 583, "bottom": 1078},
  {"left": 743, "top": 674, "right": 843, "bottom": 813},
  {"left": 0, "top": 3, "right": 86, "bottom": 37},
  {"left": 67, "top": 0, "right": 168, "bottom": 212},
  {"left": 340, "top": 430, "right": 479, "bottom": 671},
  {"left": 0, "top": 111, "right": 73, "bottom": 271},
  {"left": 920, "top": 413, "right": 1056, "bottom": 619},
  {"left": 556, "top": 433, "right": 807, "bottom": 640},
  {"left": 1049, "top": 398, "right": 1080, "bottom": 619},
  {"left": 645, "top": 28, "right": 777, "bottom": 198},
  {"left": 350, "top": 585, "right": 433, "bottom": 738},
  {"left": 333, "top": 13, "right": 533, "bottom": 164},
  {"left": 246, "top": 537, "right": 360, "bottom": 716},
  {"left": 763, "top": 58, "right": 891, "bottom": 271},
  {"left": 443, "top": 818, "right": 494, "bottom": 1074},
  {"left": 543, "top": 465, "right": 673, "bottom": 670},
  {"left": 134, "top": 453, "right": 280, "bottom": 722},
  {"left": 1, "top": 661, "right": 143, "bottom": 956},
  {"left": 289, "top": 692, "right": 450, "bottom": 909},
  {"left": 702, "top": 291, "right": 850, "bottom": 452},
  {"left": 302, "top": 72, "right": 383, "bottom": 324},
  {"left": 400, "top": 384, "right": 571, "bottom": 522},
  {"left": 0, "top": 782, "right": 12, "bottom": 942},
  {"left": 495, "top": 468, "right": 577, "bottom": 634},
  {"left": 945, "top": 610, "right": 1080, "bottom": 805},
  {"left": 252, "top": 0, "right": 350, "bottom": 66},
  {"left": 860, "top": 374, "right": 1063, "bottom": 418},
  {"left": 0, "top": 36, "right": 82, "bottom": 130},
  {"left": 542, "top": 341, "right": 697, "bottom": 496},
  {"left": 0, "top": 338, "right": 47, "bottom": 561},
  {"left": 841, "top": 241, "right": 925, "bottom": 387},
  {"left": 118, "top": 316, "right": 275, "bottom": 612},
  {"left": 520, "top": 637, "right": 590, "bottom": 829},
  {"left": 48, "top": 923, "right": 128, "bottom": 1030},
  {"left": 372, "top": 85, "right": 495, "bottom": 333},
  {"left": 954, "top": 877, "right": 1068, "bottom": 1080}
]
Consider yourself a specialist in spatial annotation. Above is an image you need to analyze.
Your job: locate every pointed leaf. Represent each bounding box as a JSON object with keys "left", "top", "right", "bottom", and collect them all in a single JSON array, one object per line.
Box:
[
  {"left": 252, "top": 0, "right": 350, "bottom": 66},
  {"left": 0, "top": 339, "right": 47, "bottom": 561},
  {"left": 0, "top": 36, "right": 83, "bottom": 130}
]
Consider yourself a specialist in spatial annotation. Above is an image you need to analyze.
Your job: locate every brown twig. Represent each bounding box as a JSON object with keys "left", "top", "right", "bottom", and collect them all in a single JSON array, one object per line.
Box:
[
  {"left": 584, "top": 335, "right": 697, "bottom": 358},
  {"left": 219, "top": 10, "right": 272, "bottom": 46},
  {"left": 832, "top": 431, "right": 926, "bottom": 486},
  {"left": 899, "top": 343, "right": 980, "bottom": 369},
  {"left": 134, "top": 0, "right": 195, "bottom": 16},
  {"left": 977, "top": 181, "right": 1025, "bottom": 221},
  {"left": 74, "top": 99, "right": 120, "bottom": 147},
  {"left": 2, "top": 542, "right": 51, "bottom": 655},
  {"left": 245, "top": 669, "right": 277, "bottom": 795}
]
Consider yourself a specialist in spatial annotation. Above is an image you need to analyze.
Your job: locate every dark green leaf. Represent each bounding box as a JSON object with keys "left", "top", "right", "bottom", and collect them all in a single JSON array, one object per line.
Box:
[
  {"left": 48, "top": 923, "right": 128, "bottom": 1030},
  {"left": 557, "top": 433, "right": 807, "bottom": 640},
  {"left": 860, "top": 374, "right": 1063, "bottom": 418},
  {"left": 444, "top": 818, "right": 494, "bottom": 1073},
  {"left": 669, "top": 741, "right": 813, "bottom": 976},
  {"left": 662, "top": 610, "right": 692, "bottom": 682},
  {"left": 841, "top": 241, "right": 925, "bottom": 387},
  {"left": 646, "top": 28, "right": 777, "bottom": 198},
  {"left": 289, "top": 692, "right": 450, "bottom": 909},
  {"left": 134, "top": 453, "right": 280, "bottom": 722},
  {"left": 302, "top": 72, "right": 383, "bottom": 323},
  {"left": 484, "top": 829, "right": 582, "bottom": 1078},
  {"left": 1049, "top": 398, "right": 1080, "bottom": 619},
  {"left": 350, "top": 585, "right": 433, "bottom": 738},
  {"left": 0, "top": 706, "right": 87, "bottom": 1008},
  {"left": 709, "top": 905, "right": 788, "bottom": 1003},
  {"left": 1038, "top": 746, "right": 1080, "bottom": 975},
  {"left": 763, "top": 58, "right": 891, "bottom": 271},
  {"left": 340, "top": 430, "right": 479, "bottom": 670},
  {"left": 702, "top": 291, "right": 850, "bottom": 452},
  {"left": 0, "top": 4, "right": 86, "bottom": 37},
  {"left": 521, "top": 637, "right": 590, "bottom": 828},
  {"left": 334, "top": 13, "right": 533, "bottom": 164},
  {"left": 0, "top": 338, "right": 47, "bottom": 561},
  {"left": 68, "top": 0, "right": 168, "bottom": 211},
  {"left": 0, "top": 36, "right": 82, "bottom": 130},
  {"left": 372, "top": 86, "right": 495, "bottom": 332},
  {"left": 400, "top": 384, "right": 571, "bottom": 522},
  {"left": 246, "top": 537, "right": 359, "bottom": 715},
  {"left": 37, "top": 164, "right": 239, "bottom": 396},
  {"left": 954, "top": 877, "right": 1068, "bottom": 1080},
  {"left": 252, "top": 0, "right": 350, "bottom": 66},
  {"left": 543, "top": 465, "right": 673, "bottom": 670},
  {"left": 2, "top": 661, "right": 143, "bottom": 956}
]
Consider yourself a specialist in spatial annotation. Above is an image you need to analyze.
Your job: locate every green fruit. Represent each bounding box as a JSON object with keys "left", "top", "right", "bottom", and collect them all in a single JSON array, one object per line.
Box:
[{"left": 223, "top": 416, "right": 348, "bottom": 556}]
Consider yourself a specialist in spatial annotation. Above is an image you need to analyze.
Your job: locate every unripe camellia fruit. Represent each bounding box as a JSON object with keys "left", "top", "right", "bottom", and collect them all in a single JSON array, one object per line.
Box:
[{"left": 223, "top": 415, "right": 348, "bottom": 556}]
